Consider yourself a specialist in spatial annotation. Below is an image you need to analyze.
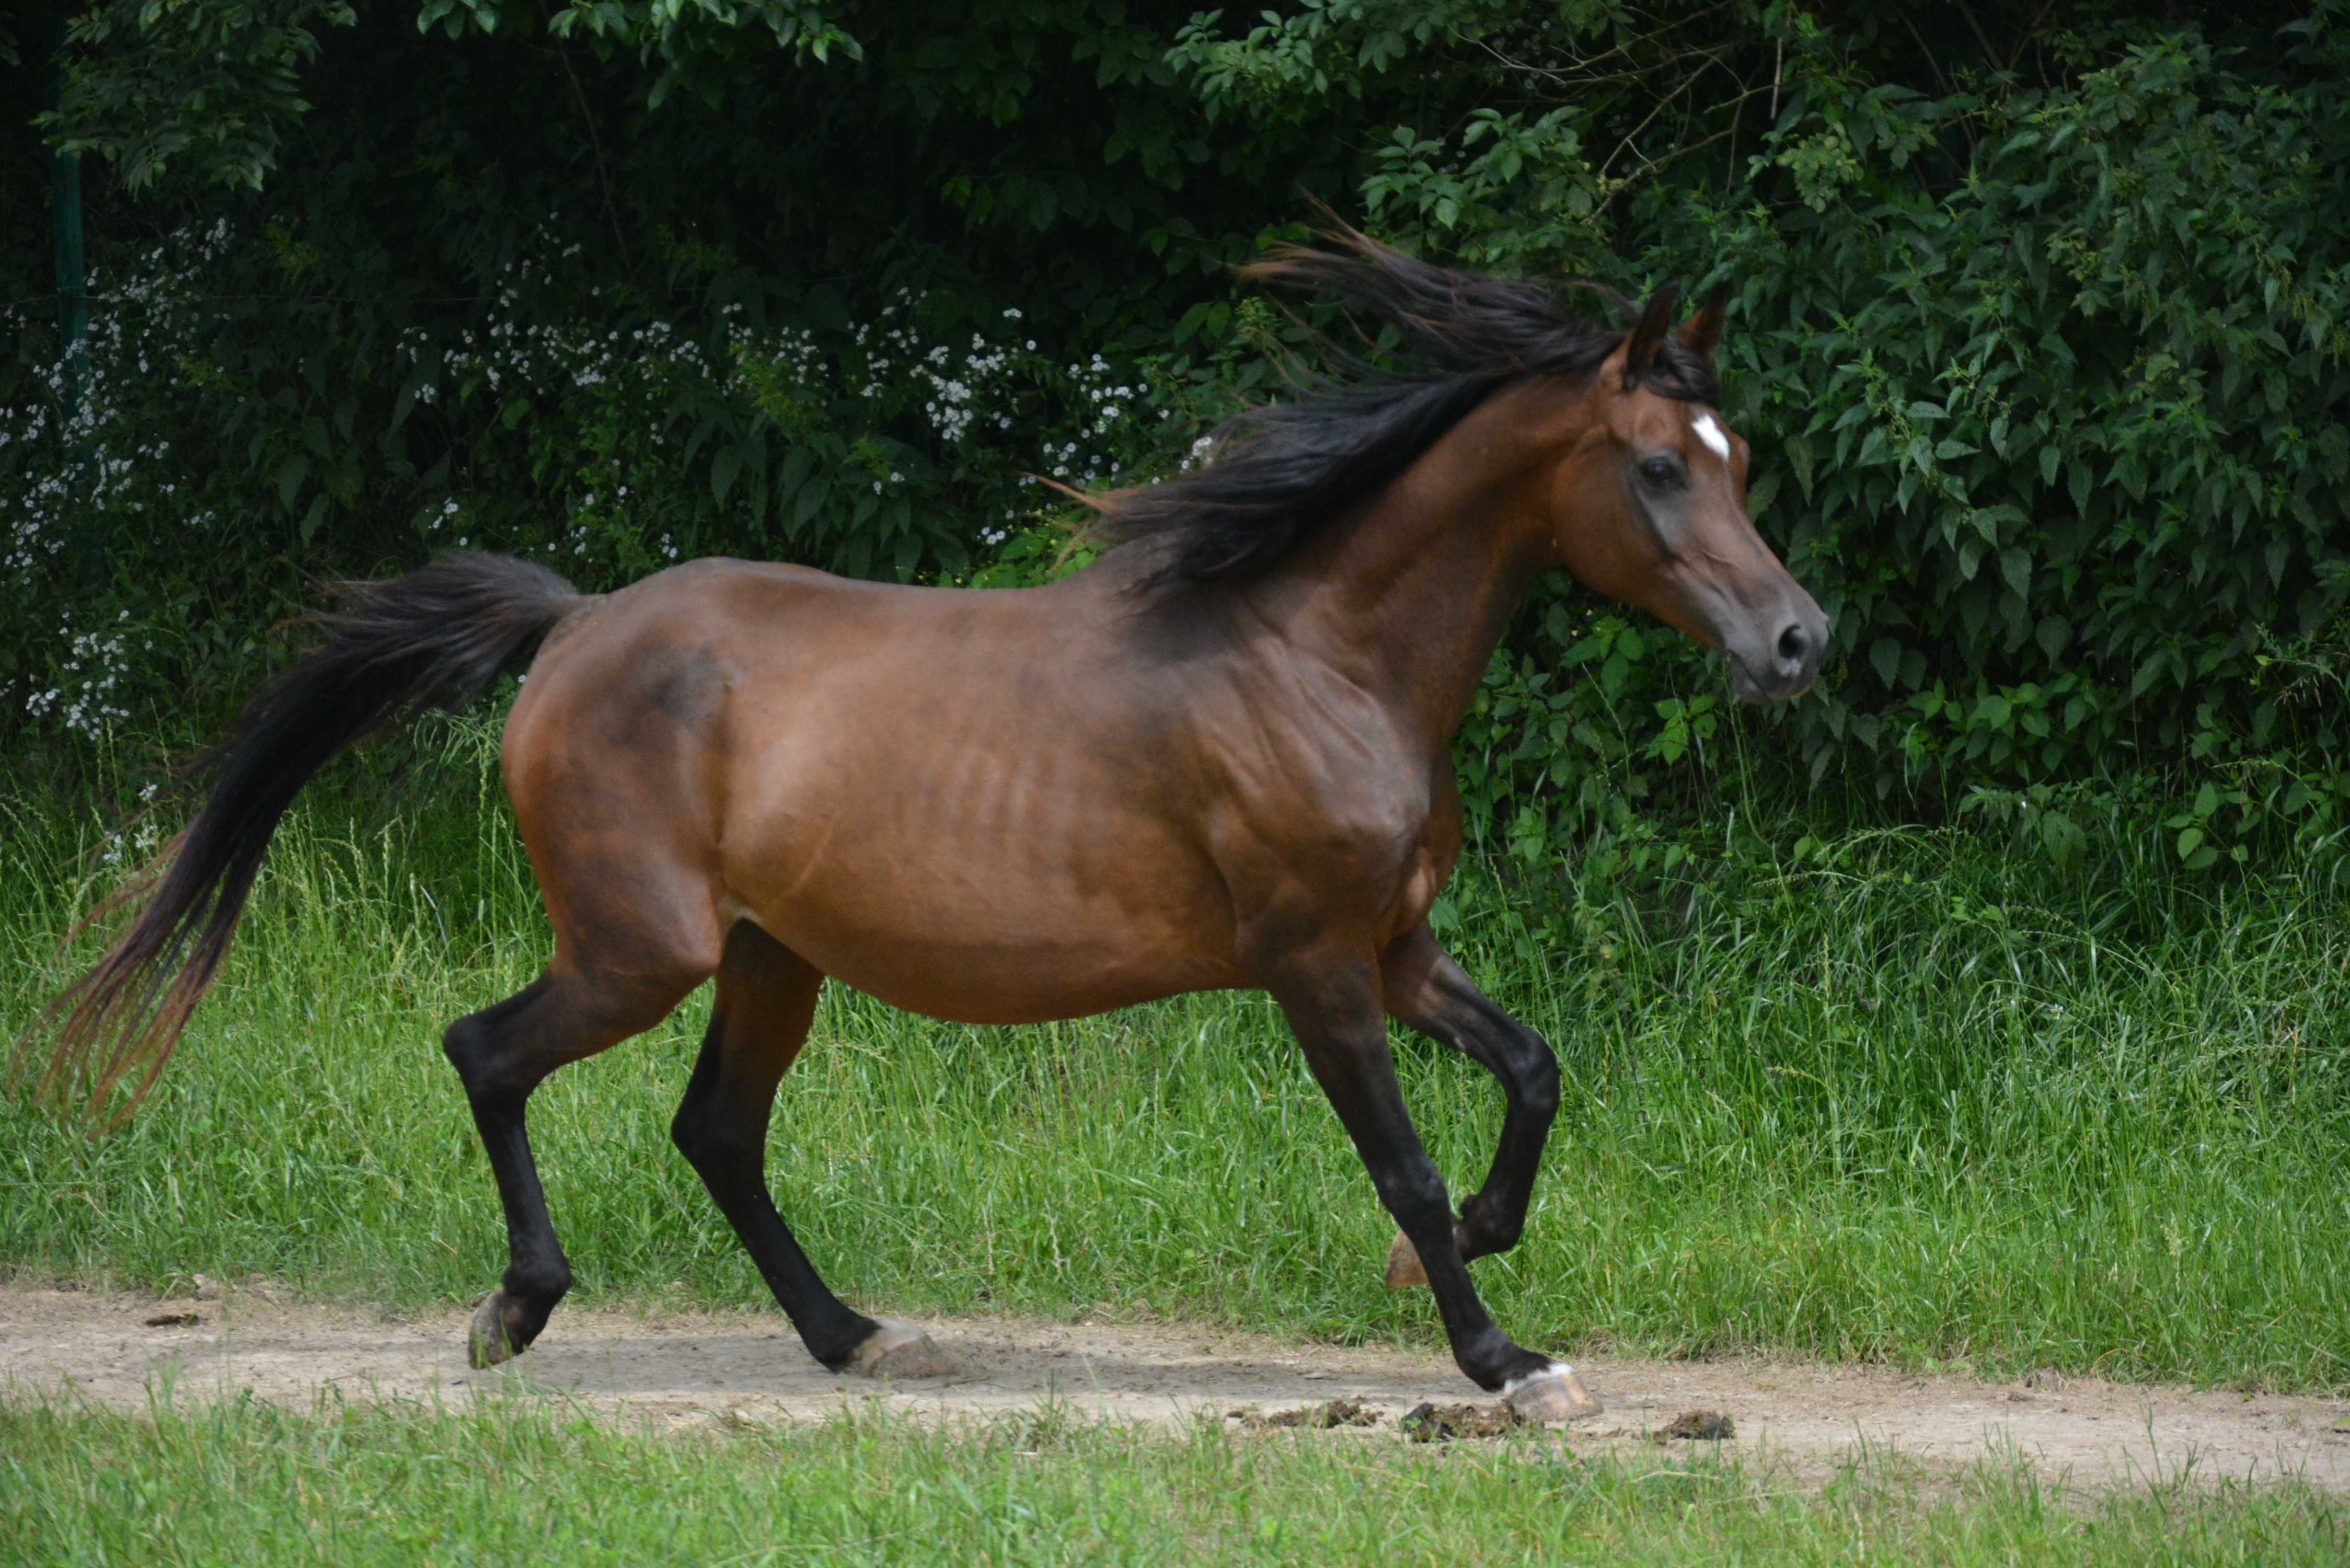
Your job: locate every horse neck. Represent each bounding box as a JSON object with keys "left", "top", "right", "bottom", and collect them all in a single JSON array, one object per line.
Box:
[{"left": 1258, "top": 383, "right": 1571, "bottom": 749}]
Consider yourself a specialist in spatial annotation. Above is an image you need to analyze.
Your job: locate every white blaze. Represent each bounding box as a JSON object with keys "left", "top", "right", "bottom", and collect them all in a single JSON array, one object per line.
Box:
[{"left": 1691, "top": 412, "right": 1731, "bottom": 460}]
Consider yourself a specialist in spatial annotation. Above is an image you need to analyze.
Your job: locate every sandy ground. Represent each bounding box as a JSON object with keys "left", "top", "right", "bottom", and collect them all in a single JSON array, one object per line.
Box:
[{"left": 3, "top": 1281, "right": 2344, "bottom": 1494}]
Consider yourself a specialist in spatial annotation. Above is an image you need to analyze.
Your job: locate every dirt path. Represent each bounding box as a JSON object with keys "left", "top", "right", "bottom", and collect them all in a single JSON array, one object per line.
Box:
[{"left": 3, "top": 1282, "right": 2343, "bottom": 1493}]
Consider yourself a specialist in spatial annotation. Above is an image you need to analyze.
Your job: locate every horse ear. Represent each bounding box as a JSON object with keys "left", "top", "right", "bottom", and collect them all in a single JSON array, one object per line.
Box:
[
  {"left": 1622, "top": 283, "right": 1679, "bottom": 389},
  {"left": 1677, "top": 290, "right": 1726, "bottom": 361}
]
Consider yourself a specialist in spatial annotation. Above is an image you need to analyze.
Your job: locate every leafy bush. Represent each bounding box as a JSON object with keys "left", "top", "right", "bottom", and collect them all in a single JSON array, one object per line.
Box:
[{"left": 1350, "top": 8, "right": 2350, "bottom": 875}]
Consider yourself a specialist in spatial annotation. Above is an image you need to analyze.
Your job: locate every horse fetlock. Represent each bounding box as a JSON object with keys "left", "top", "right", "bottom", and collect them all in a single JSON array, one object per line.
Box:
[
  {"left": 1457, "top": 1193, "right": 1524, "bottom": 1256},
  {"left": 844, "top": 1318, "right": 961, "bottom": 1381},
  {"left": 503, "top": 1254, "right": 573, "bottom": 1307},
  {"left": 1450, "top": 1327, "right": 1550, "bottom": 1390}
]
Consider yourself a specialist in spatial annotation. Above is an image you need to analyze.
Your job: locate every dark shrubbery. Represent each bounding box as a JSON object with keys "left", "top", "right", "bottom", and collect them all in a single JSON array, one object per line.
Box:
[{"left": 3, "top": 2, "right": 2345, "bottom": 880}]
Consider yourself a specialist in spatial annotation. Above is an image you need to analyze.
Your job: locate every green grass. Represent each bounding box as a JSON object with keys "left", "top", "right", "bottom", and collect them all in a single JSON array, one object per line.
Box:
[
  {"left": 2, "top": 1395, "right": 2343, "bottom": 1566},
  {"left": 4, "top": 733, "right": 2348, "bottom": 1390}
]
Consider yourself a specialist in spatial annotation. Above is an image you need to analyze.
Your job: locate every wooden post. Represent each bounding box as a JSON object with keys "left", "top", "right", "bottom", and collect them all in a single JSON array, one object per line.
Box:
[{"left": 44, "top": 0, "right": 88, "bottom": 426}]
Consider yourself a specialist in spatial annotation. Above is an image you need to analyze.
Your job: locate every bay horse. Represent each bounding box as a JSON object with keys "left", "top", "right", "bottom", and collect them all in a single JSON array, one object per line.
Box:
[{"left": 34, "top": 228, "right": 1824, "bottom": 1421}]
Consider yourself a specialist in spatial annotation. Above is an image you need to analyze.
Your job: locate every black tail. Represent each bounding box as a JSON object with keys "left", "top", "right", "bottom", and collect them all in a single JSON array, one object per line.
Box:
[{"left": 21, "top": 553, "right": 582, "bottom": 1122}]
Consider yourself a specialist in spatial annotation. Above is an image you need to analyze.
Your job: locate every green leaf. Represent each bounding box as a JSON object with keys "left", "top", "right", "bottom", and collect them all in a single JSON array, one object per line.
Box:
[
  {"left": 2039, "top": 810, "right": 2085, "bottom": 869},
  {"left": 276, "top": 453, "right": 310, "bottom": 510},
  {"left": 1999, "top": 548, "right": 2032, "bottom": 597}
]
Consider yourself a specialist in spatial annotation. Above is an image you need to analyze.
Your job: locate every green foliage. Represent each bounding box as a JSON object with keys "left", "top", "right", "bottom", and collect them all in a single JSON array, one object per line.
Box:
[
  {"left": 1704, "top": 26, "right": 2350, "bottom": 839},
  {"left": 417, "top": 0, "right": 861, "bottom": 108},
  {"left": 1350, "top": 5, "right": 2350, "bottom": 874},
  {"left": 50, "top": 0, "right": 355, "bottom": 192},
  {"left": 1364, "top": 108, "right": 1611, "bottom": 275}
]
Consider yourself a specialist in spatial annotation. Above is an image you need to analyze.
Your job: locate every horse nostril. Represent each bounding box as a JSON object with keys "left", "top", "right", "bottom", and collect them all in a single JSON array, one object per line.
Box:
[{"left": 1775, "top": 621, "right": 1811, "bottom": 671}]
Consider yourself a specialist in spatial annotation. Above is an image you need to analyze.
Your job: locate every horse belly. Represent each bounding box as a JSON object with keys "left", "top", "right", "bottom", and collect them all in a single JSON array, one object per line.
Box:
[
  {"left": 723, "top": 748, "right": 1239, "bottom": 1024},
  {"left": 749, "top": 859, "right": 1239, "bottom": 1024},
  {"left": 782, "top": 923, "right": 1234, "bottom": 1024}
]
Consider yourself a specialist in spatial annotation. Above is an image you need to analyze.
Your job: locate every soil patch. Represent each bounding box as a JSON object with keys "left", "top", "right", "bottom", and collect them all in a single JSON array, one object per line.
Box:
[{"left": 3, "top": 1283, "right": 2344, "bottom": 1493}]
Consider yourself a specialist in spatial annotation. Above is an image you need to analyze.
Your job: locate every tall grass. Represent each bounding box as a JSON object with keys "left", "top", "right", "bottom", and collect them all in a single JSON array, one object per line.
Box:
[
  {"left": 5, "top": 1396, "right": 2343, "bottom": 1567},
  {"left": 4, "top": 728, "right": 2346, "bottom": 1389}
]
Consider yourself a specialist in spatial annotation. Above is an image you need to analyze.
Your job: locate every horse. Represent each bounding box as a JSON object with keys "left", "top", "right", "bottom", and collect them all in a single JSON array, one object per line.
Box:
[{"left": 33, "top": 227, "right": 1825, "bottom": 1422}]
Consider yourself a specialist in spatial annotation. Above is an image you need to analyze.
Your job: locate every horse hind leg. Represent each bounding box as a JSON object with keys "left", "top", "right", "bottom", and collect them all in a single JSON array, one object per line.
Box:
[
  {"left": 670, "top": 920, "right": 957, "bottom": 1379},
  {"left": 444, "top": 961, "right": 702, "bottom": 1368}
]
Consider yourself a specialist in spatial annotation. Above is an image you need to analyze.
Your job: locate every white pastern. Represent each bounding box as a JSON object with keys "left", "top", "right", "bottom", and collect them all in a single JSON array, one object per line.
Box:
[
  {"left": 1501, "top": 1364, "right": 1573, "bottom": 1399},
  {"left": 1691, "top": 411, "right": 1731, "bottom": 460}
]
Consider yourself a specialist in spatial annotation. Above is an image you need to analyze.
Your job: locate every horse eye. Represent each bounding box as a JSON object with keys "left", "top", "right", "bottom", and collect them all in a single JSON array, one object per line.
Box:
[{"left": 1639, "top": 455, "right": 1680, "bottom": 486}]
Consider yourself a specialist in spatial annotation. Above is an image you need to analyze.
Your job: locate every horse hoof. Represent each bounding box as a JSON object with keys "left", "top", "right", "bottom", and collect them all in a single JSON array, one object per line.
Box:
[
  {"left": 1383, "top": 1232, "right": 1429, "bottom": 1289},
  {"left": 848, "top": 1319, "right": 960, "bottom": 1381},
  {"left": 1503, "top": 1366, "right": 1603, "bottom": 1425},
  {"left": 466, "top": 1295, "right": 525, "bottom": 1370}
]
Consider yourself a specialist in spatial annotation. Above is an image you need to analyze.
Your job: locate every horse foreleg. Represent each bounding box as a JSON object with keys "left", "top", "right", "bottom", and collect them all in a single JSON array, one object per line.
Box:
[
  {"left": 670, "top": 921, "right": 956, "bottom": 1379},
  {"left": 1377, "top": 925, "right": 1561, "bottom": 1289},
  {"left": 1268, "top": 947, "right": 1597, "bottom": 1422}
]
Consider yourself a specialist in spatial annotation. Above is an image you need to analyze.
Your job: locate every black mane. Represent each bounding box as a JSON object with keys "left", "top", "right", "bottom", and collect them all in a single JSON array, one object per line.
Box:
[{"left": 1088, "top": 227, "right": 1721, "bottom": 592}]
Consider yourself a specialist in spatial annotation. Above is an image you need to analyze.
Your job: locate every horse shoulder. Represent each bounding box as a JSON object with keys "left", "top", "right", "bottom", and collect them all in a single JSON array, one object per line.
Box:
[{"left": 1196, "top": 655, "right": 1436, "bottom": 885}]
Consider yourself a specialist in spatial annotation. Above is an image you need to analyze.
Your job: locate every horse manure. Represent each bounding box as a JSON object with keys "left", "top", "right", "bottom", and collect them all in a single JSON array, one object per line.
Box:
[
  {"left": 1228, "top": 1398, "right": 1382, "bottom": 1431},
  {"left": 143, "top": 1311, "right": 201, "bottom": 1328},
  {"left": 1400, "top": 1400, "right": 1527, "bottom": 1442},
  {"left": 1283, "top": 1397, "right": 1379, "bottom": 1428},
  {"left": 1657, "top": 1410, "right": 1735, "bottom": 1442}
]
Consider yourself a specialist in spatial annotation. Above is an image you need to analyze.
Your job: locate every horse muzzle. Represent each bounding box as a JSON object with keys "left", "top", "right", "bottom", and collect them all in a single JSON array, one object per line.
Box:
[{"left": 1725, "top": 598, "right": 1828, "bottom": 705}]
